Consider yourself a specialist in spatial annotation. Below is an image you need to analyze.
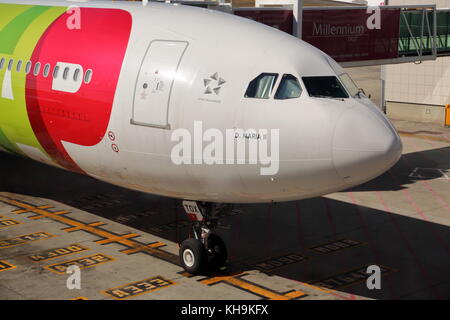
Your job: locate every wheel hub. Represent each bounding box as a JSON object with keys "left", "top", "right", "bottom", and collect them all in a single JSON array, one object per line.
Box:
[{"left": 183, "top": 248, "right": 195, "bottom": 268}]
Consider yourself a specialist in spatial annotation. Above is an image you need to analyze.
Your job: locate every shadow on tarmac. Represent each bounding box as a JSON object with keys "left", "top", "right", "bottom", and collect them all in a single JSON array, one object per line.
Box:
[{"left": 1, "top": 147, "right": 449, "bottom": 299}]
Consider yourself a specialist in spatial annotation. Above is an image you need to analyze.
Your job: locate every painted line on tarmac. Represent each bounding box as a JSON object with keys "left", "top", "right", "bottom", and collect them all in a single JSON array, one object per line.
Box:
[
  {"left": 44, "top": 253, "right": 114, "bottom": 274},
  {"left": 28, "top": 244, "right": 90, "bottom": 262},
  {"left": 0, "top": 231, "right": 55, "bottom": 249},
  {"left": 102, "top": 276, "right": 176, "bottom": 300},
  {"left": 0, "top": 218, "right": 21, "bottom": 229},
  {"left": 0, "top": 195, "right": 370, "bottom": 300},
  {"left": 199, "top": 272, "right": 306, "bottom": 300},
  {"left": 0, "top": 260, "right": 16, "bottom": 272}
]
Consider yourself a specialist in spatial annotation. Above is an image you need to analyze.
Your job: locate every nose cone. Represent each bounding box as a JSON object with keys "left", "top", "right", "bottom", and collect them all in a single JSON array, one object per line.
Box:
[{"left": 333, "top": 106, "right": 402, "bottom": 186}]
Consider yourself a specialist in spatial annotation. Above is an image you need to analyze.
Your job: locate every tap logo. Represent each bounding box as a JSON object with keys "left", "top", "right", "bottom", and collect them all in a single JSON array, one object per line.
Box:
[{"left": 203, "top": 72, "right": 226, "bottom": 95}]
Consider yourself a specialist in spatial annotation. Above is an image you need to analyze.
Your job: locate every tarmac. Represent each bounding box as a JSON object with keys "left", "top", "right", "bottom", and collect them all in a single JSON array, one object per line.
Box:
[{"left": 0, "top": 118, "right": 449, "bottom": 300}]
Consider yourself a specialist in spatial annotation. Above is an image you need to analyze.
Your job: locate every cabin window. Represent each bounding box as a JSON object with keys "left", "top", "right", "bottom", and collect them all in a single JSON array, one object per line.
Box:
[
  {"left": 33, "top": 62, "right": 41, "bottom": 76},
  {"left": 25, "top": 61, "right": 32, "bottom": 74},
  {"left": 84, "top": 69, "right": 93, "bottom": 84},
  {"left": 63, "top": 67, "right": 69, "bottom": 80},
  {"left": 0, "top": 58, "right": 4, "bottom": 70},
  {"left": 245, "top": 73, "right": 278, "bottom": 99},
  {"left": 274, "top": 74, "right": 302, "bottom": 100},
  {"left": 53, "top": 65, "right": 60, "bottom": 79},
  {"left": 7, "top": 59, "right": 14, "bottom": 71},
  {"left": 302, "top": 76, "right": 349, "bottom": 99},
  {"left": 338, "top": 73, "right": 359, "bottom": 98},
  {"left": 43, "top": 64, "right": 50, "bottom": 78},
  {"left": 16, "top": 60, "right": 23, "bottom": 72},
  {"left": 73, "top": 68, "right": 81, "bottom": 82}
]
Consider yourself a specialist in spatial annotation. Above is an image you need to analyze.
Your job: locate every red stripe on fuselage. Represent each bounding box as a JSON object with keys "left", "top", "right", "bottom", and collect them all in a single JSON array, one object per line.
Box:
[{"left": 26, "top": 8, "right": 132, "bottom": 173}]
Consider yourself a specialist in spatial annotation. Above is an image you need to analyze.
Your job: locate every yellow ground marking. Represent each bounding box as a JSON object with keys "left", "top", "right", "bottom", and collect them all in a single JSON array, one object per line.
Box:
[
  {"left": 0, "top": 260, "right": 16, "bottom": 272},
  {"left": 101, "top": 276, "right": 176, "bottom": 300},
  {"left": 28, "top": 244, "right": 89, "bottom": 262},
  {"left": 200, "top": 273, "right": 306, "bottom": 300},
  {"left": 44, "top": 253, "right": 115, "bottom": 274},
  {"left": 0, "top": 196, "right": 175, "bottom": 263},
  {"left": 95, "top": 233, "right": 139, "bottom": 245},
  {"left": 0, "top": 232, "right": 55, "bottom": 249},
  {"left": 121, "top": 242, "right": 166, "bottom": 255},
  {"left": 398, "top": 131, "right": 450, "bottom": 143},
  {"left": 70, "top": 297, "right": 89, "bottom": 300},
  {"left": 64, "top": 221, "right": 106, "bottom": 232},
  {"left": 0, "top": 218, "right": 21, "bottom": 228},
  {"left": 0, "top": 196, "right": 314, "bottom": 300},
  {"left": 30, "top": 210, "right": 70, "bottom": 220},
  {"left": 13, "top": 205, "right": 53, "bottom": 214}
]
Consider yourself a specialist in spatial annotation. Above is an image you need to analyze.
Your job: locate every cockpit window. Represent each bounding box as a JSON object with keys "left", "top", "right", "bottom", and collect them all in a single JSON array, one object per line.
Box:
[
  {"left": 302, "top": 76, "right": 349, "bottom": 99},
  {"left": 274, "top": 74, "right": 302, "bottom": 100},
  {"left": 245, "top": 73, "right": 278, "bottom": 99},
  {"left": 339, "top": 73, "right": 360, "bottom": 97}
]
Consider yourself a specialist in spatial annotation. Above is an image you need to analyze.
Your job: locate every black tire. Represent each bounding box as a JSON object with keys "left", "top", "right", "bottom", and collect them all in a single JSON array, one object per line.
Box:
[
  {"left": 207, "top": 234, "right": 228, "bottom": 270},
  {"left": 179, "top": 238, "right": 207, "bottom": 274}
]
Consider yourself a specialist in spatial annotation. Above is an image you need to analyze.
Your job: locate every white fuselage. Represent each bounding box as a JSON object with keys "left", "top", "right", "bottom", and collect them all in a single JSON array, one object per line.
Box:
[{"left": 0, "top": 0, "right": 402, "bottom": 203}]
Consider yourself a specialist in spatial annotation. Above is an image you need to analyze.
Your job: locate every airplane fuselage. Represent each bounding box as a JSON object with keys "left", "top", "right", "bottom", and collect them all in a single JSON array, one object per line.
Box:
[{"left": 0, "top": 0, "right": 402, "bottom": 203}]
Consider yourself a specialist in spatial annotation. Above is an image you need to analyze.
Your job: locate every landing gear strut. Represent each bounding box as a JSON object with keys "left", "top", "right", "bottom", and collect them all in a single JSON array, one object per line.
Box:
[{"left": 179, "top": 200, "right": 228, "bottom": 274}]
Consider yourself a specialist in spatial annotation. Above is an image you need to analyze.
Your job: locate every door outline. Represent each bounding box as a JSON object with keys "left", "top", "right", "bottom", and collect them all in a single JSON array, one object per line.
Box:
[{"left": 130, "top": 39, "right": 189, "bottom": 130}]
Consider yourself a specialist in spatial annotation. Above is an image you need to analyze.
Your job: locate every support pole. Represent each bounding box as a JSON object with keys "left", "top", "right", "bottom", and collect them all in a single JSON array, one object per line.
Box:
[{"left": 292, "top": 0, "right": 304, "bottom": 39}]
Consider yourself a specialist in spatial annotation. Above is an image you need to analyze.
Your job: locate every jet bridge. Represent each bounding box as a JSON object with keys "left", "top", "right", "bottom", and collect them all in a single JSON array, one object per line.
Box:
[{"left": 234, "top": 4, "right": 450, "bottom": 67}]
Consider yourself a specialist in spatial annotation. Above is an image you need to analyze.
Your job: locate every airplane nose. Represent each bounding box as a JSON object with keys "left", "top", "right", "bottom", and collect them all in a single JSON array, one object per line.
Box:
[{"left": 332, "top": 106, "right": 402, "bottom": 186}]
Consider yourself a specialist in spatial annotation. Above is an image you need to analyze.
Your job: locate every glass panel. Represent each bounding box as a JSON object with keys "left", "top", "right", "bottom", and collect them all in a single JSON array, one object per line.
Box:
[
  {"left": 16, "top": 60, "right": 22, "bottom": 72},
  {"left": 25, "top": 61, "right": 32, "bottom": 74},
  {"left": 338, "top": 73, "right": 359, "bottom": 97},
  {"left": 245, "top": 73, "right": 278, "bottom": 99},
  {"left": 53, "top": 65, "right": 60, "bottom": 78},
  {"left": 43, "top": 64, "right": 50, "bottom": 77},
  {"left": 73, "top": 68, "right": 80, "bottom": 81},
  {"left": 84, "top": 69, "right": 93, "bottom": 84},
  {"left": 274, "top": 74, "right": 302, "bottom": 100},
  {"left": 302, "top": 76, "right": 349, "bottom": 99},
  {"left": 63, "top": 67, "right": 69, "bottom": 80},
  {"left": 33, "top": 62, "right": 41, "bottom": 76}
]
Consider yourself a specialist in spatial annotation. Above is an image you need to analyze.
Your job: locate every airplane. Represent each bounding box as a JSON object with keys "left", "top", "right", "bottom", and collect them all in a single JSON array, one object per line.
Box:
[{"left": 0, "top": 0, "right": 402, "bottom": 274}]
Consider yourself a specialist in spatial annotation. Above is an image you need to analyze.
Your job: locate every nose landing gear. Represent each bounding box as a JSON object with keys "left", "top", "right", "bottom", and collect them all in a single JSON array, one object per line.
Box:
[{"left": 179, "top": 200, "right": 228, "bottom": 274}]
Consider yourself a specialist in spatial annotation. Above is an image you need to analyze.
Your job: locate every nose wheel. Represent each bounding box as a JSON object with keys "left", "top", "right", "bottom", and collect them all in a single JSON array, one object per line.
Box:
[{"left": 179, "top": 201, "right": 229, "bottom": 274}]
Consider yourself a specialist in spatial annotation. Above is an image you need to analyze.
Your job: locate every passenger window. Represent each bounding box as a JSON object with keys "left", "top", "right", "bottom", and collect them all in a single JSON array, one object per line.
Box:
[
  {"left": 274, "top": 74, "right": 302, "bottom": 100},
  {"left": 16, "top": 60, "right": 23, "bottom": 72},
  {"left": 43, "top": 64, "right": 50, "bottom": 77},
  {"left": 244, "top": 73, "right": 278, "bottom": 99},
  {"left": 73, "top": 68, "right": 80, "bottom": 82},
  {"left": 8, "top": 59, "right": 14, "bottom": 71},
  {"left": 0, "top": 57, "right": 4, "bottom": 70},
  {"left": 63, "top": 67, "right": 69, "bottom": 80},
  {"left": 33, "top": 62, "right": 41, "bottom": 76},
  {"left": 84, "top": 69, "right": 93, "bottom": 84},
  {"left": 25, "top": 61, "right": 32, "bottom": 74},
  {"left": 53, "top": 65, "right": 60, "bottom": 78}
]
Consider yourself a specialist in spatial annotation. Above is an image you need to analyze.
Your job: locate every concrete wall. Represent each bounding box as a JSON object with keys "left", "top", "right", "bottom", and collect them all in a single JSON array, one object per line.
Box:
[{"left": 386, "top": 101, "right": 446, "bottom": 125}]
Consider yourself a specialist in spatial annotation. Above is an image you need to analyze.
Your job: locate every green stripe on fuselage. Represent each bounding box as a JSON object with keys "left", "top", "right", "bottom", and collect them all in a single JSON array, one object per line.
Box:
[
  {"left": 0, "top": 6, "right": 51, "bottom": 54},
  {"left": 0, "top": 4, "right": 67, "bottom": 157}
]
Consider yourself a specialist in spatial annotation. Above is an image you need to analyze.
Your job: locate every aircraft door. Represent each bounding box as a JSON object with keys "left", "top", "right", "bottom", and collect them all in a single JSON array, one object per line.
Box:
[{"left": 132, "top": 40, "right": 188, "bottom": 129}]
